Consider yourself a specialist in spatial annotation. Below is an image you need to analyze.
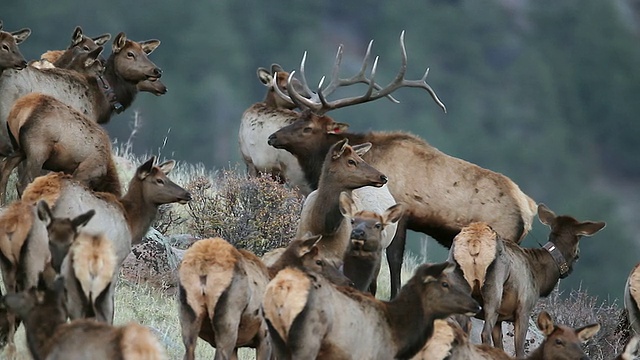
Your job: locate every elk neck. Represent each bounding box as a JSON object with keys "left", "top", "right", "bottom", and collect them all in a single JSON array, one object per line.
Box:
[
  {"left": 119, "top": 179, "right": 159, "bottom": 245},
  {"left": 100, "top": 55, "right": 139, "bottom": 122},
  {"left": 521, "top": 238, "right": 572, "bottom": 297},
  {"left": 385, "top": 283, "right": 434, "bottom": 359},
  {"left": 24, "top": 301, "right": 66, "bottom": 359}
]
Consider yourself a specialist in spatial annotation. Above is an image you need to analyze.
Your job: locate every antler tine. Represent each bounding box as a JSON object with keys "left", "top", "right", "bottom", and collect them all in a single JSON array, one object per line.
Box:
[
  {"left": 284, "top": 71, "right": 323, "bottom": 112},
  {"left": 318, "top": 44, "right": 344, "bottom": 97},
  {"left": 298, "top": 51, "right": 318, "bottom": 99},
  {"left": 271, "top": 72, "right": 303, "bottom": 110}
]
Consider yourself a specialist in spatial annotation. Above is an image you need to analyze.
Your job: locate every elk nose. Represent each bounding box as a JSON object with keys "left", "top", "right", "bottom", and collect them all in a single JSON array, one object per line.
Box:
[
  {"left": 267, "top": 133, "right": 277, "bottom": 146},
  {"left": 17, "top": 60, "right": 27, "bottom": 69},
  {"left": 152, "top": 67, "right": 162, "bottom": 78},
  {"left": 380, "top": 175, "right": 388, "bottom": 184},
  {"left": 351, "top": 229, "right": 365, "bottom": 240}
]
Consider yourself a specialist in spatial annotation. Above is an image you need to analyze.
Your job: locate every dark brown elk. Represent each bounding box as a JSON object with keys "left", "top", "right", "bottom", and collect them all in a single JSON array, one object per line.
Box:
[
  {"left": 0, "top": 21, "right": 30, "bottom": 75},
  {"left": 178, "top": 234, "right": 351, "bottom": 360},
  {"left": 0, "top": 46, "right": 121, "bottom": 202},
  {"left": 296, "top": 138, "right": 387, "bottom": 265},
  {"left": 239, "top": 64, "right": 311, "bottom": 193},
  {"left": 341, "top": 200, "right": 404, "bottom": 293},
  {"left": 14, "top": 157, "right": 191, "bottom": 326},
  {"left": 624, "top": 263, "right": 640, "bottom": 335},
  {"left": 262, "top": 261, "right": 480, "bottom": 359},
  {"left": 0, "top": 32, "right": 162, "bottom": 155},
  {"left": 2, "top": 274, "right": 167, "bottom": 360},
  {"left": 448, "top": 205, "right": 605, "bottom": 357},
  {"left": 267, "top": 35, "right": 537, "bottom": 299},
  {"left": 415, "top": 311, "right": 599, "bottom": 360}
]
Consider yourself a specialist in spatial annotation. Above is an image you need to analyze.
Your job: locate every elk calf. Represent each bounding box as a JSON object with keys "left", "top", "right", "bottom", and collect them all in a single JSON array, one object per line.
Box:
[
  {"left": 263, "top": 261, "right": 480, "bottom": 359},
  {"left": 3, "top": 274, "right": 167, "bottom": 360},
  {"left": 178, "top": 234, "right": 351, "bottom": 360},
  {"left": 341, "top": 198, "right": 404, "bottom": 293},
  {"left": 449, "top": 204, "right": 605, "bottom": 357},
  {"left": 0, "top": 21, "right": 30, "bottom": 76}
]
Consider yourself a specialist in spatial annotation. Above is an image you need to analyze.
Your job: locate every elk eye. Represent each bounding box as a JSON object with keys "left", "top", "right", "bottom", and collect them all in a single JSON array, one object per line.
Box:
[
  {"left": 555, "top": 339, "right": 563, "bottom": 346},
  {"left": 156, "top": 178, "right": 165, "bottom": 185},
  {"left": 315, "top": 260, "right": 323, "bottom": 266},
  {"left": 348, "top": 159, "right": 356, "bottom": 166},
  {"left": 83, "top": 45, "right": 90, "bottom": 51},
  {"left": 127, "top": 51, "right": 134, "bottom": 58},
  {"left": 350, "top": 219, "right": 355, "bottom": 224},
  {"left": 374, "top": 223, "right": 382, "bottom": 229},
  {"left": 1, "top": 44, "right": 8, "bottom": 51},
  {"left": 303, "top": 127, "right": 312, "bottom": 133},
  {"left": 441, "top": 281, "right": 449, "bottom": 288}
]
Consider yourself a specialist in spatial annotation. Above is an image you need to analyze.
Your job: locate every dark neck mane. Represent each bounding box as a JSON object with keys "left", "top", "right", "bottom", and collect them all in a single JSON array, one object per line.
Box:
[
  {"left": 102, "top": 54, "right": 139, "bottom": 122},
  {"left": 385, "top": 283, "right": 434, "bottom": 359},
  {"left": 119, "top": 179, "right": 158, "bottom": 245}
]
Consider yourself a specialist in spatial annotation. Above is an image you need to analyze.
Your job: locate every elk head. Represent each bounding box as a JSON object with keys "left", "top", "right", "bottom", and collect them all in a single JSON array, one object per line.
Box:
[
  {"left": 137, "top": 79, "right": 167, "bottom": 96},
  {"left": 110, "top": 32, "right": 162, "bottom": 83},
  {"left": 0, "top": 21, "right": 31, "bottom": 72},
  {"left": 535, "top": 311, "right": 599, "bottom": 360},
  {"left": 68, "top": 26, "right": 111, "bottom": 50},
  {"left": 37, "top": 201, "right": 95, "bottom": 273},
  {"left": 346, "top": 203, "right": 404, "bottom": 252},
  {"left": 257, "top": 64, "right": 307, "bottom": 109},
  {"left": 133, "top": 156, "right": 192, "bottom": 205},
  {"left": 321, "top": 139, "right": 387, "bottom": 190},
  {"left": 538, "top": 204, "right": 606, "bottom": 278},
  {"left": 284, "top": 233, "right": 354, "bottom": 286},
  {"left": 63, "top": 46, "right": 105, "bottom": 77}
]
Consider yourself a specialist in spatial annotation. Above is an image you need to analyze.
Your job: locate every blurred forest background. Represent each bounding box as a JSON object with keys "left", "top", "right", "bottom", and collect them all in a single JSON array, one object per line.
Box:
[{"left": 2, "top": 0, "right": 639, "bottom": 301}]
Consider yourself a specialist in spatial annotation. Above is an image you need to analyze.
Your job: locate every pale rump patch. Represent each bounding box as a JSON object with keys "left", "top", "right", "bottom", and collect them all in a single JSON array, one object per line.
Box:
[
  {"left": 0, "top": 200, "right": 35, "bottom": 264},
  {"left": 509, "top": 181, "right": 537, "bottom": 242},
  {"left": 178, "top": 238, "right": 239, "bottom": 319},
  {"left": 21, "top": 172, "right": 68, "bottom": 206},
  {"left": 40, "top": 50, "right": 64, "bottom": 63},
  {"left": 263, "top": 267, "right": 312, "bottom": 341},
  {"left": 71, "top": 232, "right": 117, "bottom": 302},
  {"left": 7, "top": 93, "right": 40, "bottom": 147},
  {"left": 119, "top": 322, "right": 167, "bottom": 360},
  {"left": 413, "top": 319, "right": 455, "bottom": 360},
  {"left": 453, "top": 222, "right": 497, "bottom": 291}
]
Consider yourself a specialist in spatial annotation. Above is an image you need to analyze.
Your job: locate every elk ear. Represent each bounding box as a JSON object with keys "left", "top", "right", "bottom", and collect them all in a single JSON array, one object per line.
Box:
[
  {"left": 339, "top": 192, "right": 357, "bottom": 218},
  {"left": 331, "top": 139, "right": 349, "bottom": 160},
  {"left": 72, "top": 209, "right": 95, "bottom": 230},
  {"left": 442, "top": 262, "right": 456, "bottom": 275},
  {"left": 136, "top": 157, "right": 156, "bottom": 179},
  {"left": 257, "top": 67, "right": 273, "bottom": 86},
  {"left": 112, "top": 32, "right": 127, "bottom": 53},
  {"left": 382, "top": 203, "right": 405, "bottom": 226},
  {"left": 576, "top": 323, "right": 600, "bottom": 342},
  {"left": 157, "top": 160, "right": 176, "bottom": 175},
  {"left": 11, "top": 28, "right": 31, "bottom": 44},
  {"left": 537, "top": 203, "right": 556, "bottom": 227},
  {"left": 84, "top": 46, "right": 104, "bottom": 67},
  {"left": 37, "top": 200, "right": 53, "bottom": 226},
  {"left": 326, "top": 122, "right": 349, "bottom": 134},
  {"left": 298, "top": 234, "right": 322, "bottom": 256},
  {"left": 536, "top": 311, "right": 555, "bottom": 336},
  {"left": 92, "top": 33, "right": 111, "bottom": 46},
  {"left": 271, "top": 63, "right": 285, "bottom": 75},
  {"left": 70, "top": 26, "right": 83, "bottom": 47},
  {"left": 352, "top": 142, "right": 372, "bottom": 157},
  {"left": 140, "top": 39, "right": 161, "bottom": 55},
  {"left": 574, "top": 221, "right": 606, "bottom": 237},
  {"left": 0, "top": 21, "right": 3, "bottom": 31}
]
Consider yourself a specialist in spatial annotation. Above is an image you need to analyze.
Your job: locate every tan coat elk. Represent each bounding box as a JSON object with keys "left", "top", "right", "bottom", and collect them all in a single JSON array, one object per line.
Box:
[
  {"left": 448, "top": 205, "right": 605, "bottom": 357},
  {"left": 267, "top": 32, "right": 537, "bottom": 298},
  {"left": 3, "top": 274, "right": 167, "bottom": 360},
  {"left": 263, "top": 261, "right": 480, "bottom": 359},
  {"left": 15, "top": 157, "right": 191, "bottom": 325},
  {"left": 0, "top": 21, "right": 30, "bottom": 76},
  {"left": 178, "top": 234, "right": 351, "bottom": 360},
  {"left": 0, "top": 32, "right": 162, "bottom": 155}
]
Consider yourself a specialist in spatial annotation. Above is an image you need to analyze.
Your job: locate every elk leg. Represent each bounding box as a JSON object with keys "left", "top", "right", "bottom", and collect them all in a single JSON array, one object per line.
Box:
[
  {"left": 492, "top": 321, "right": 504, "bottom": 350},
  {"left": 480, "top": 280, "right": 504, "bottom": 348},
  {"left": 386, "top": 219, "right": 408, "bottom": 299},
  {"left": 18, "top": 147, "right": 47, "bottom": 195},
  {"left": 254, "top": 325, "right": 272, "bottom": 360},
  {"left": 211, "top": 310, "right": 241, "bottom": 360},
  {"left": 0, "top": 151, "right": 23, "bottom": 205},
  {"left": 513, "top": 307, "right": 530, "bottom": 358},
  {"left": 179, "top": 287, "right": 204, "bottom": 360}
]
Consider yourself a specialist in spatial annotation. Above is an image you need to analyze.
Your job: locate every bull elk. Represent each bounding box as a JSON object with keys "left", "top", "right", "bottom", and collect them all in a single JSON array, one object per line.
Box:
[
  {"left": 262, "top": 261, "right": 480, "bottom": 359},
  {"left": 0, "top": 32, "right": 162, "bottom": 155},
  {"left": 624, "top": 263, "right": 640, "bottom": 335},
  {"left": 415, "top": 311, "right": 599, "bottom": 360},
  {"left": 448, "top": 205, "right": 605, "bottom": 357},
  {"left": 11, "top": 157, "right": 190, "bottom": 326},
  {"left": 2, "top": 274, "right": 167, "bottom": 360},
  {"left": 0, "top": 21, "right": 30, "bottom": 76},
  {"left": 267, "top": 31, "right": 537, "bottom": 298},
  {"left": 178, "top": 234, "right": 351, "bottom": 360},
  {"left": 295, "top": 139, "right": 387, "bottom": 265},
  {"left": 0, "top": 46, "right": 122, "bottom": 202},
  {"left": 341, "top": 199, "right": 404, "bottom": 293}
]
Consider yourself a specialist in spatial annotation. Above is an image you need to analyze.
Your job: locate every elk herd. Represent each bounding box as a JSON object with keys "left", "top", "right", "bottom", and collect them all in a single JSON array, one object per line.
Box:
[{"left": 0, "top": 19, "right": 637, "bottom": 360}]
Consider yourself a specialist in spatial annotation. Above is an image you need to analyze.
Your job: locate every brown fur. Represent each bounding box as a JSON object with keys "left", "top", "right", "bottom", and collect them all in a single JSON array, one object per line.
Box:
[
  {"left": 296, "top": 139, "right": 387, "bottom": 265},
  {"left": 262, "top": 262, "right": 480, "bottom": 359},
  {"left": 0, "top": 22, "right": 30, "bottom": 76},
  {"left": 268, "top": 111, "right": 538, "bottom": 298},
  {"left": 20, "top": 172, "right": 66, "bottom": 206},
  {"left": 70, "top": 232, "right": 117, "bottom": 321},
  {"left": 526, "top": 311, "right": 599, "bottom": 360},
  {"left": 625, "top": 264, "right": 640, "bottom": 335},
  {"left": 449, "top": 205, "right": 606, "bottom": 357},
  {"left": 452, "top": 222, "right": 498, "bottom": 294}
]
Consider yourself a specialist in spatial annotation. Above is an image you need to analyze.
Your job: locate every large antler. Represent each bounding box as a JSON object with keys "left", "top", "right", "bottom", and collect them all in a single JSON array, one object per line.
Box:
[{"left": 273, "top": 31, "right": 447, "bottom": 115}]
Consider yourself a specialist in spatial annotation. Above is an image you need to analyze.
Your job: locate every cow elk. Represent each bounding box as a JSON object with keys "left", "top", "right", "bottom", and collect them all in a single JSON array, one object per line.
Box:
[
  {"left": 267, "top": 31, "right": 537, "bottom": 298},
  {"left": 0, "top": 32, "right": 162, "bottom": 155},
  {"left": 624, "top": 263, "right": 640, "bottom": 336},
  {"left": 341, "top": 200, "right": 404, "bottom": 293},
  {"left": 0, "top": 46, "right": 121, "bottom": 203},
  {"left": 178, "top": 234, "right": 351, "bottom": 360},
  {"left": 2, "top": 274, "right": 167, "bottom": 360},
  {"left": 44, "top": 26, "right": 110, "bottom": 69},
  {"left": 415, "top": 311, "right": 599, "bottom": 360},
  {"left": 263, "top": 261, "right": 480, "bottom": 359},
  {"left": 15, "top": 156, "right": 191, "bottom": 325},
  {"left": 448, "top": 205, "right": 605, "bottom": 357},
  {"left": 296, "top": 138, "right": 387, "bottom": 265},
  {"left": 0, "top": 21, "right": 30, "bottom": 76}
]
